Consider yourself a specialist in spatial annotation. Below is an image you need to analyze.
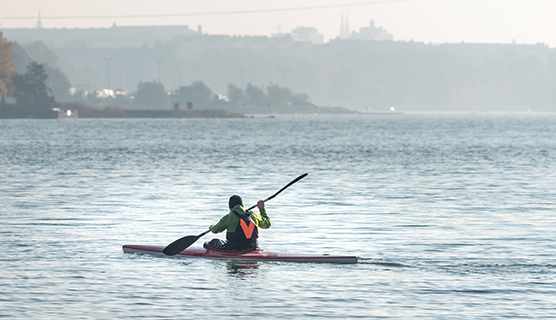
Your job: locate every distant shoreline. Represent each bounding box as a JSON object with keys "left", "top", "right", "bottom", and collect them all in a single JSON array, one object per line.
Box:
[
  {"left": 124, "top": 109, "right": 244, "bottom": 118},
  {"left": 0, "top": 105, "right": 246, "bottom": 119},
  {"left": 1, "top": 103, "right": 361, "bottom": 119}
]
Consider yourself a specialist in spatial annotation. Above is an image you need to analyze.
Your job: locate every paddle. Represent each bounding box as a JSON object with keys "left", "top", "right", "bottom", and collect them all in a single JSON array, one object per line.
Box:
[{"left": 162, "top": 173, "right": 308, "bottom": 256}]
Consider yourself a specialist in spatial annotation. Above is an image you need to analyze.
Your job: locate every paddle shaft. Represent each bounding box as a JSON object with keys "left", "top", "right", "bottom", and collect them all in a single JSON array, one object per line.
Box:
[
  {"left": 162, "top": 173, "right": 308, "bottom": 255},
  {"left": 245, "top": 173, "right": 308, "bottom": 211}
]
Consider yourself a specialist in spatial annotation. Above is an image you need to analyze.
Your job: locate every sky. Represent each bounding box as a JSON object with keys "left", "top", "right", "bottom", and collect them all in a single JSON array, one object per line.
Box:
[{"left": 1, "top": 0, "right": 556, "bottom": 47}]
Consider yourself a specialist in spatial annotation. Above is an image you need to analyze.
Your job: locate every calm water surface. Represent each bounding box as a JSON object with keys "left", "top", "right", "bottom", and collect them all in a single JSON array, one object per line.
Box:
[{"left": 1, "top": 114, "right": 555, "bottom": 319}]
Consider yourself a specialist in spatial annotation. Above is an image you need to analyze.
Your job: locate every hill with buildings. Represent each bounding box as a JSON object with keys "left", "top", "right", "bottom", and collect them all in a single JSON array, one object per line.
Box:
[{"left": 2, "top": 22, "right": 555, "bottom": 113}]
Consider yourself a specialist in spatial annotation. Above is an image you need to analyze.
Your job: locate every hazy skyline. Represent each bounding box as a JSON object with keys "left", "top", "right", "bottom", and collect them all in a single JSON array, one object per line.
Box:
[{"left": 1, "top": 0, "right": 555, "bottom": 47}]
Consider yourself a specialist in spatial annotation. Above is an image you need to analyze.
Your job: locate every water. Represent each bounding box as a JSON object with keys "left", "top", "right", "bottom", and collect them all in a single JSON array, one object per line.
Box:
[{"left": 1, "top": 114, "right": 555, "bottom": 319}]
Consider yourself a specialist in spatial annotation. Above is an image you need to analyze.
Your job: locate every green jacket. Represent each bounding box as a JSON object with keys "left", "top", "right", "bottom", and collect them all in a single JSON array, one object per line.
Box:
[{"left": 210, "top": 204, "right": 271, "bottom": 234}]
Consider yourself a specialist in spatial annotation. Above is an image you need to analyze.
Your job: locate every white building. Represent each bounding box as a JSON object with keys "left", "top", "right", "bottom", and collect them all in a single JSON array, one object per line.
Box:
[
  {"left": 350, "top": 20, "right": 393, "bottom": 41},
  {"left": 291, "top": 27, "right": 324, "bottom": 44}
]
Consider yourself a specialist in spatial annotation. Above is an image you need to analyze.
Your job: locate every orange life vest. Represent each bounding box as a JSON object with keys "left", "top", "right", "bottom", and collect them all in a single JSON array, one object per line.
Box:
[
  {"left": 239, "top": 218, "right": 256, "bottom": 239},
  {"left": 226, "top": 210, "right": 259, "bottom": 248}
]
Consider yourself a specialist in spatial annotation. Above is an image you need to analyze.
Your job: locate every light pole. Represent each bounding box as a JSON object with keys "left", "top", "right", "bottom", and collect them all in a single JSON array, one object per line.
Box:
[
  {"left": 279, "top": 69, "right": 291, "bottom": 88},
  {"left": 104, "top": 58, "right": 112, "bottom": 90},
  {"left": 156, "top": 60, "right": 163, "bottom": 83}
]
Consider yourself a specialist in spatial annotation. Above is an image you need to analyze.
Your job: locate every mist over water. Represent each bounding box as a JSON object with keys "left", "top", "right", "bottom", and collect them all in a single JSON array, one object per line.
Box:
[{"left": 1, "top": 114, "right": 556, "bottom": 319}]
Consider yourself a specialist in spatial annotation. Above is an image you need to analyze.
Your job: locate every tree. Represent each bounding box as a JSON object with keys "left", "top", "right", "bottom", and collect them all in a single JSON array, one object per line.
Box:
[
  {"left": 44, "top": 64, "right": 72, "bottom": 102},
  {"left": 0, "top": 32, "right": 16, "bottom": 102},
  {"left": 189, "top": 81, "right": 212, "bottom": 108},
  {"left": 11, "top": 61, "right": 55, "bottom": 111},
  {"left": 227, "top": 83, "right": 245, "bottom": 106},
  {"left": 245, "top": 83, "right": 266, "bottom": 106},
  {"left": 134, "top": 80, "right": 168, "bottom": 109},
  {"left": 292, "top": 92, "right": 309, "bottom": 103},
  {"left": 266, "top": 83, "right": 292, "bottom": 106},
  {"left": 10, "top": 42, "right": 72, "bottom": 101}
]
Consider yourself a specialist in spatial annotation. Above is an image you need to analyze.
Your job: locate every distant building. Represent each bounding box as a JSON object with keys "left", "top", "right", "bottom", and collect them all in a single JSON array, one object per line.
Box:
[
  {"left": 178, "top": 86, "right": 193, "bottom": 109},
  {"left": 291, "top": 27, "right": 324, "bottom": 44},
  {"left": 36, "top": 11, "right": 43, "bottom": 29},
  {"left": 271, "top": 32, "right": 290, "bottom": 39},
  {"left": 350, "top": 20, "right": 393, "bottom": 41},
  {"left": 339, "top": 12, "right": 350, "bottom": 39},
  {"left": 1, "top": 24, "right": 199, "bottom": 48}
]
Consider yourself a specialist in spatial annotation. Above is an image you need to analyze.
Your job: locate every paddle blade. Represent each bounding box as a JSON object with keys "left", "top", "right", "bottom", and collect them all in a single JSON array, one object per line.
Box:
[
  {"left": 162, "top": 230, "right": 211, "bottom": 256},
  {"left": 162, "top": 235, "right": 200, "bottom": 256}
]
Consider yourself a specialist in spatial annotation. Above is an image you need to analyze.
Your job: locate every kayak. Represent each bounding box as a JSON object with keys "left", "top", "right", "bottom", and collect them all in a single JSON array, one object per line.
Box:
[{"left": 122, "top": 244, "right": 358, "bottom": 264}]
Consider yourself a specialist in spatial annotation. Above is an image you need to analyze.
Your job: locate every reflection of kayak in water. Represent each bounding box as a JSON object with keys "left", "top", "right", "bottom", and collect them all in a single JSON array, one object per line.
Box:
[{"left": 122, "top": 245, "right": 358, "bottom": 264}]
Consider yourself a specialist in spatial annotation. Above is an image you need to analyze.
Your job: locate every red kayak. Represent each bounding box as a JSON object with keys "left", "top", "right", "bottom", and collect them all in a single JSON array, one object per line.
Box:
[{"left": 122, "top": 244, "right": 358, "bottom": 264}]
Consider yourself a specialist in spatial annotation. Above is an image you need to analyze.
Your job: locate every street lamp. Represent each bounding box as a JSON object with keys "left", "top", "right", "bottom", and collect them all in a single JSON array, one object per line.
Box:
[{"left": 279, "top": 69, "right": 291, "bottom": 88}]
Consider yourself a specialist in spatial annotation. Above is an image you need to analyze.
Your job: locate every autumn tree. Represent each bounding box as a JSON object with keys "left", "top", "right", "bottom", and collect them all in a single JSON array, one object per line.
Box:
[{"left": 0, "top": 32, "right": 16, "bottom": 102}]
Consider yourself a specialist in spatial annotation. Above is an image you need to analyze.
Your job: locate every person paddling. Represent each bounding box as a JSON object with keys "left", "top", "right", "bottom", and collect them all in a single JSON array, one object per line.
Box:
[
  {"left": 161, "top": 174, "right": 305, "bottom": 256},
  {"left": 204, "top": 195, "right": 271, "bottom": 251}
]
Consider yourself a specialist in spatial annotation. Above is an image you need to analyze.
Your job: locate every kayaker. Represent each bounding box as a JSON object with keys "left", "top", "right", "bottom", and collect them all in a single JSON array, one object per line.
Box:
[{"left": 203, "top": 195, "right": 271, "bottom": 251}]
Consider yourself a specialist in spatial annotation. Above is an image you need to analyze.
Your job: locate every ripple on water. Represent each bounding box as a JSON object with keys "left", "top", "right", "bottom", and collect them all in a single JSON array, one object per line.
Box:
[{"left": 1, "top": 115, "right": 556, "bottom": 319}]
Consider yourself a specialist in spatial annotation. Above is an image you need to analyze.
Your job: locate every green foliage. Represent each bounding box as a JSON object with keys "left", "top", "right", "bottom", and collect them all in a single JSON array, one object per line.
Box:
[
  {"left": 11, "top": 61, "right": 55, "bottom": 111},
  {"left": 44, "top": 65, "right": 72, "bottom": 102},
  {"left": 9, "top": 41, "right": 72, "bottom": 101},
  {"left": 292, "top": 92, "right": 309, "bottom": 103},
  {"left": 245, "top": 83, "right": 266, "bottom": 106},
  {"left": 189, "top": 81, "right": 212, "bottom": 108},
  {"left": 266, "top": 83, "right": 293, "bottom": 107},
  {"left": 236, "top": 83, "right": 311, "bottom": 108},
  {"left": 227, "top": 83, "right": 245, "bottom": 106},
  {"left": 134, "top": 80, "right": 168, "bottom": 109}
]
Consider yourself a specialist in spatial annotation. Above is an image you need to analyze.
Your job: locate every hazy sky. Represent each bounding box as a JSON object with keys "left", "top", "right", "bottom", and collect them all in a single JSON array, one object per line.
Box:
[{"left": 1, "top": 0, "right": 555, "bottom": 47}]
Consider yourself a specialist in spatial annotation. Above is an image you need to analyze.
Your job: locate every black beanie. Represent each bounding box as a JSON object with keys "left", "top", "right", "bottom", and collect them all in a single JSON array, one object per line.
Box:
[{"left": 229, "top": 195, "right": 243, "bottom": 209}]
